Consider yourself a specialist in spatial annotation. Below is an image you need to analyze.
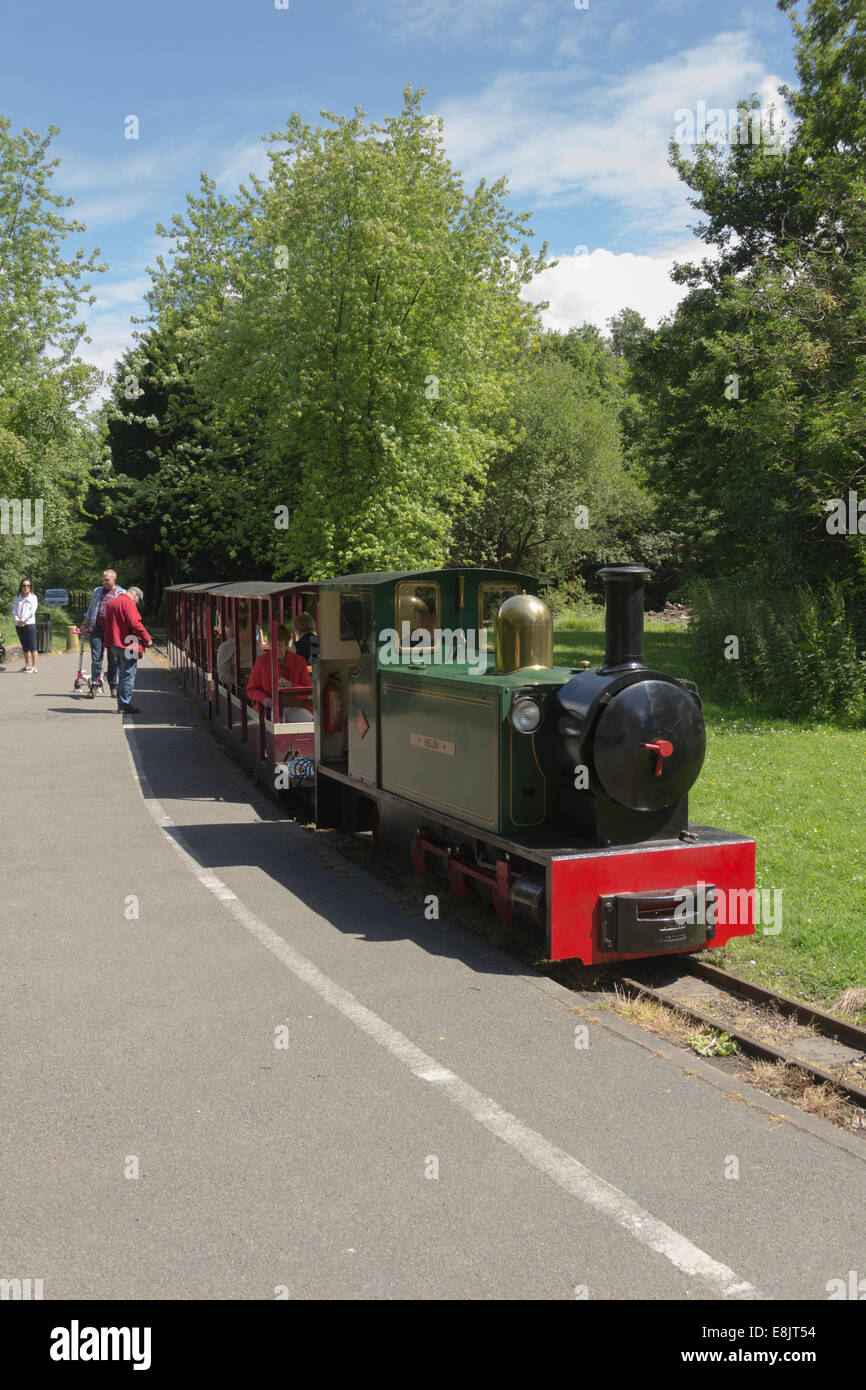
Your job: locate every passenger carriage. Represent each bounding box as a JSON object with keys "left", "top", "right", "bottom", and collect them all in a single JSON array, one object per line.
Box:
[{"left": 165, "top": 579, "right": 318, "bottom": 778}]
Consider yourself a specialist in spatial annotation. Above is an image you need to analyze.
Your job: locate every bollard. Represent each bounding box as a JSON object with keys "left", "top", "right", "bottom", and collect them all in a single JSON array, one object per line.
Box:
[{"left": 66, "top": 627, "right": 79, "bottom": 651}]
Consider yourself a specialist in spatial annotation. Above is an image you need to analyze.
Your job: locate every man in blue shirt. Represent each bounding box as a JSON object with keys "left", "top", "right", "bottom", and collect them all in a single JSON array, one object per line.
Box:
[{"left": 81, "top": 569, "right": 126, "bottom": 696}]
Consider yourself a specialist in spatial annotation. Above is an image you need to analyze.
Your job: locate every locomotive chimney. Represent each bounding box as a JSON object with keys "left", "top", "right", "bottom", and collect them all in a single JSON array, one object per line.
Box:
[{"left": 598, "top": 564, "right": 650, "bottom": 672}]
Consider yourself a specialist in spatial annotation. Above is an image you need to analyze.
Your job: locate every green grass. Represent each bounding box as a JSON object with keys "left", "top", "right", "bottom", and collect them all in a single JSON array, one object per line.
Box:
[
  {"left": 2, "top": 607, "right": 82, "bottom": 655},
  {"left": 555, "top": 611, "right": 866, "bottom": 1018}
]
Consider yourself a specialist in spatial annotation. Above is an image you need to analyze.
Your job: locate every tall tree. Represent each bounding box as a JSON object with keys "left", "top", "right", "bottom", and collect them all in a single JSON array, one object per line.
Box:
[
  {"left": 94, "top": 321, "right": 273, "bottom": 609},
  {"left": 629, "top": 0, "right": 866, "bottom": 594},
  {"left": 450, "top": 348, "right": 625, "bottom": 578},
  {"left": 143, "top": 87, "right": 549, "bottom": 579},
  {"left": 0, "top": 118, "right": 104, "bottom": 550},
  {"left": 450, "top": 333, "right": 682, "bottom": 589}
]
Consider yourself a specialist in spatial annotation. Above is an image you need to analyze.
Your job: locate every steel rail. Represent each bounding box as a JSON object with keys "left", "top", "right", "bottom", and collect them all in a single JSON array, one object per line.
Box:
[
  {"left": 610, "top": 967, "right": 866, "bottom": 1111},
  {"left": 682, "top": 956, "right": 866, "bottom": 1050}
]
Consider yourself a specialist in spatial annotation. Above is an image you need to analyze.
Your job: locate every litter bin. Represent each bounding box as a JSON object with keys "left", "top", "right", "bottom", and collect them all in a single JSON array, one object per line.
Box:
[{"left": 35, "top": 617, "right": 52, "bottom": 654}]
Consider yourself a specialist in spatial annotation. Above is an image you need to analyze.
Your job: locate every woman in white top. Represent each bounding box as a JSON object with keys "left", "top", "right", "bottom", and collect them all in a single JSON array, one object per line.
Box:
[{"left": 12, "top": 578, "right": 39, "bottom": 673}]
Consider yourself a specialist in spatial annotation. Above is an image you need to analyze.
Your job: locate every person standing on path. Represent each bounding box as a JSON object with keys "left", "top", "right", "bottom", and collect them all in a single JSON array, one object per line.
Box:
[
  {"left": 12, "top": 578, "right": 38, "bottom": 674},
  {"left": 103, "top": 586, "right": 151, "bottom": 714},
  {"left": 81, "top": 570, "right": 126, "bottom": 695}
]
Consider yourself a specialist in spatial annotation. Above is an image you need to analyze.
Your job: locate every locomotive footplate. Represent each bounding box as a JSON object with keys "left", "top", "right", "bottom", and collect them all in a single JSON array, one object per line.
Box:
[{"left": 599, "top": 885, "right": 715, "bottom": 955}]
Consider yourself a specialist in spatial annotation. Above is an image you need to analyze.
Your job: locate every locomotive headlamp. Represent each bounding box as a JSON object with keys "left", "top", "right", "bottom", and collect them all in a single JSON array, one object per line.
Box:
[{"left": 509, "top": 694, "right": 542, "bottom": 734}]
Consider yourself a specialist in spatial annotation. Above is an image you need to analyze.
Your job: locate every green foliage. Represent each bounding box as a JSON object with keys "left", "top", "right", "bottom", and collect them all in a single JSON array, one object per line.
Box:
[
  {"left": 37, "top": 526, "right": 103, "bottom": 592},
  {"left": 450, "top": 326, "right": 684, "bottom": 588},
  {"left": 450, "top": 346, "right": 627, "bottom": 578},
  {"left": 91, "top": 320, "right": 271, "bottom": 606},
  {"left": 0, "top": 521, "right": 108, "bottom": 622},
  {"left": 544, "top": 323, "right": 625, "bottom": 402},
  {"left": 42, "top": 603, "right": 74, "bottom": 628},
  {"left": 0, "top": 118, "right": 105, "bottom": 540},
  {"left": 607, "top": 308, "right": 652, "bottom": 361},
  {"left": 132, "top": 87, "right": 549, "bottom": 583},
  {"left": 542, "top": 576, "right": 591, "bottom": 621},
  {"left": 0, "top": 535, "right": 31, "bottom": 620},
  {"left": 624, "top": 0, "right": 866, "bottom": 602},
  {"left": 687, "top": 572, "right": 866, "bottom": 723},
  {"left": 690, "top": 1030, "right": 739, "bottom": 1057}
]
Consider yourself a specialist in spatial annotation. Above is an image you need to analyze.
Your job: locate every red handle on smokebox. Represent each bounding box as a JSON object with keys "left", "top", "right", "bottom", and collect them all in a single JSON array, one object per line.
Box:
[{"left": 643, "top": 739, "right": 673, "bottom": 776}]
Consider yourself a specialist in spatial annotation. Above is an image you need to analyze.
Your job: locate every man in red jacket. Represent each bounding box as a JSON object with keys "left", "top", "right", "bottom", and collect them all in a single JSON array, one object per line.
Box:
[{"left": 103, "top": 585, "right": 152, "bottom": 714}]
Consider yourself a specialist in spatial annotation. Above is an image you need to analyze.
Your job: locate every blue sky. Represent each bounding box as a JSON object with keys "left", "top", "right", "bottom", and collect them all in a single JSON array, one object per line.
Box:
[{"left": 1, "top": 0, "right": 797, "bottom": 379}]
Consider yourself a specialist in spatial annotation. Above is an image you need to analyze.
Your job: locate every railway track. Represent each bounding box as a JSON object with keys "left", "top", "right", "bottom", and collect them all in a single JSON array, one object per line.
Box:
[{"left": 606, "top": 956, "right": 866, "bottom": 1112}]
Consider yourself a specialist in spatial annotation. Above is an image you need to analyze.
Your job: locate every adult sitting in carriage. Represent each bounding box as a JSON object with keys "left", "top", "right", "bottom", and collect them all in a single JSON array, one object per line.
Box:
[
  {"left": 246, "top": 624, "right": 312, "bottom": 720},
  {"left": 291, "top": 611, "right": 318, "bottom": 663},
  {"left": 215, "top": 606, "right": 257, "bottom": 686}
]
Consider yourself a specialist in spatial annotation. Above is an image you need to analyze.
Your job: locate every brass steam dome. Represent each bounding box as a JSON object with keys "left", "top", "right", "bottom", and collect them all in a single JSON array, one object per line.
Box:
[{"left": 495, "top": 592, "right": 554, "bottom": 673}]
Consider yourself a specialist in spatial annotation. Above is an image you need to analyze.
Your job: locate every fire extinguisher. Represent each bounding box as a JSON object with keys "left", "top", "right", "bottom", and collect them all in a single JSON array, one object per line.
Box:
[{"left": 324, "top": 675, "right": 342, "bottom": 733}]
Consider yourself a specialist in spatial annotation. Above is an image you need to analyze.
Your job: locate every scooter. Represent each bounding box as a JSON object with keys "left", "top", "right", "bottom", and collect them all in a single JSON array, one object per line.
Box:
[{"left": 72, "top": 628, "right": 102, "bottom": 696}]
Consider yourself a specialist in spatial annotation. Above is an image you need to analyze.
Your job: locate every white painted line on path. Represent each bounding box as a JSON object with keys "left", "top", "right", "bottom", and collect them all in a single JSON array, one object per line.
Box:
[{"left": 123, "top": 724, "right": 760, "bottom": 1300}]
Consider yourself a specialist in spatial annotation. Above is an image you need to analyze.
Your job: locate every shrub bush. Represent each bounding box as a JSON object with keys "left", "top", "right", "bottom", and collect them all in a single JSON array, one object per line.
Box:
[
  {"left": 540, "top": 576, "right": 591, "bottom": 621},
  {"left": 43, "top": 604, "right": 75, "bottom": 628},
  {"left": 687, "top": 572, "right": 866, "bottom": 724}
]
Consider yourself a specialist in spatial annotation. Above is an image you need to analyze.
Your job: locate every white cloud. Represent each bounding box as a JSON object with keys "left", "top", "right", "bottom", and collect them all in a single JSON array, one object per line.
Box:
[
  {"left": 88, "top": 276, "right": 152, "bottom": 310},
  {"left": 523, "top": 242, "right": 705, "bottom": 333},
  {"left": 71, "top": 127, "right": 274, "bottom": 384},
  {"left": 609, "top": 20, "right": 633, "bottom": 46},
  {"left": 77, "top": 275, "right": 159, "bottom": 390},
  {"left": 77, "top": 308, "right": 144, "bottom": 397},
  {"left": 215, "top": 139, "right": 271, "bottom": 190},
  {"left": 361, "top": 0, "right": 554, "bottom": 48},
  {"left": 652, "top": 0, "right": 700, "bottom": 13},
  {"left": 60, "top": 142, "right": 204, "bottom": 229},
  {"left": 436, "top": 32, "right": 788, "bottom": 239},
  {"left": 127, "top": 233, "right": 169, "bottom": 278},
  {"left": 69, "top": 193, "right": 160, "bottom": 229},
  {"left": 61, "top": 144, "right": 200, "bottom": 192}
]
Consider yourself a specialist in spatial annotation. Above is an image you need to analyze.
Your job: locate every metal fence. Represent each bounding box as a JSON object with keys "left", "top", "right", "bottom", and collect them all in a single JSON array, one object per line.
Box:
[{"left": 68, "top": 589, "right": 91, "bottom": 617}]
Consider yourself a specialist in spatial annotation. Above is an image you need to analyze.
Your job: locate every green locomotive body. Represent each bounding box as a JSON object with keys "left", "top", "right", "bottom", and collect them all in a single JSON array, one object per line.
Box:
[
  {"left": 313, "top": 567, "right": 574, "bottom": 837},
  {"left": 378, "top": 664, "right": 563, "bottom": 836}
]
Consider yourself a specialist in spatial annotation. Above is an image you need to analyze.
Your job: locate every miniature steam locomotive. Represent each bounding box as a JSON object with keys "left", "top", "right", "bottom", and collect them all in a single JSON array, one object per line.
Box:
[{"left": 166, "top": 564, "right": 756, "bottom": 964}]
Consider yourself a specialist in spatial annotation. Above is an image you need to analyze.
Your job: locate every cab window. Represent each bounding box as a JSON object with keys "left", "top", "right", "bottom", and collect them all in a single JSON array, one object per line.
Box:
[
  {"left": 396, "top": 582, "right": 440, "bottom": 650},
  {"left": 340, "top": 595, "right": 364, "bottom": 643},
  {"left": 479, "top": 582, "right": 520, "bottom": 653}
]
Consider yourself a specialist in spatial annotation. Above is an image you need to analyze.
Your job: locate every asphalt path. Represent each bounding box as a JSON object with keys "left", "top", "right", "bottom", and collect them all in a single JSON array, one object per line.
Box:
[{"left": 2, "top": 648, "right": 865, "bottom": 1300}]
